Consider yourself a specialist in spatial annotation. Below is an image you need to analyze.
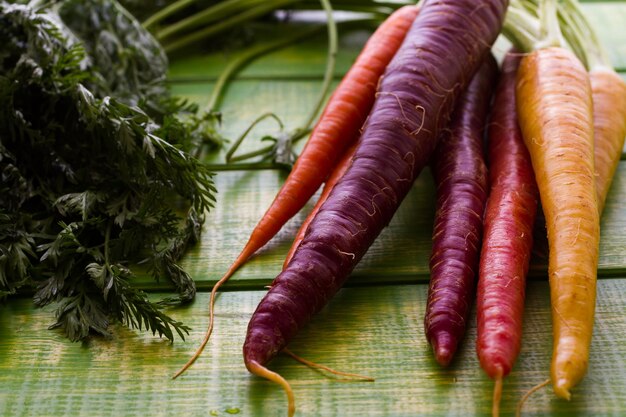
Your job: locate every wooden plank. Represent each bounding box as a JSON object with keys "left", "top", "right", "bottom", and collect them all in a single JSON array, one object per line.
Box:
[
  {"left": 169, "top": 79, "right": 339, "bottom": 165},
  {"left": 1, "top": 279, "right": 625, "bottom": 416},
  {"left": 129, "top": 160, "right": 626, "bottom": 290}
]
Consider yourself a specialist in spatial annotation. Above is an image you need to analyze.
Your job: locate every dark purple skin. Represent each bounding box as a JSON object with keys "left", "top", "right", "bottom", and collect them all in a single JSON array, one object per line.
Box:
[
  {"left": 424, "top": 55, "right": 498, "bottom": 366},
  {"left": 243, "top": 0, "right": 509, "bottom": 370}
]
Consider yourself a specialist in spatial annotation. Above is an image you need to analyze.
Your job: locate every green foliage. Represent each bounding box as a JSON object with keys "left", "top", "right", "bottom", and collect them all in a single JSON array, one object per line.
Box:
[{"left": 0, "top": 0, "right": 218, "bottom": 342}]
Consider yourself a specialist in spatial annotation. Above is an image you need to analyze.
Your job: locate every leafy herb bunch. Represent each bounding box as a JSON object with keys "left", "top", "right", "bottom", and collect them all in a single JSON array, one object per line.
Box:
[{"left": 0, "top": 0, "right": 217, "bottom": 342}]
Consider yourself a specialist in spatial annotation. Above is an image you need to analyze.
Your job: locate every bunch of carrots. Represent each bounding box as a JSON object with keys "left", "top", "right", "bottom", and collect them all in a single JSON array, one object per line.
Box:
[{"left": 172, "top": 0, "right": 626, "bottom": 416}]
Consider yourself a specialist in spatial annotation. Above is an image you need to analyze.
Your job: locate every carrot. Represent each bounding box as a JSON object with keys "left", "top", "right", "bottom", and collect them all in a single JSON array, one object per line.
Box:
[
  {"left": 590, "top": 69, "right": 626, "bottom": 212},
  {"left": 476, "top": 49, "right": 538, "bottom": 417},
  {"left": 514, "top": 0, "right": 599, "bottom": 398},
  {"left": 222, "top": 4, "right": 419, "bottom": 274},
  {"left": 424, "top": 54, "right": 498, "bottom": 367},
  {"left": 243, "top": 0, "right": 509, "bottom": 414},
  {"left": 510, "top": 0, "right": 626, "bottom": 215},
  {"left": 558, "top": 0, "right": 626, "bottom": 213},
  {"left": 172, "top": 5, "right": 419, "bottom": 378},
  {"left": 283, "top": 141, "right": 358, "bottom": 269}
]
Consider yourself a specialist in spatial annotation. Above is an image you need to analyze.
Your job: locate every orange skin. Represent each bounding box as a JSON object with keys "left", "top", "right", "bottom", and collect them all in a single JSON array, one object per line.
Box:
[
  {"left": 516, "top": 46, "right": 599, "bottom": 400},
  {"left": 590, "top": 67, "right": 626, "bottom": 213},
  {"left": 283, "top": 141, "right": 358, "bottom": 269}
]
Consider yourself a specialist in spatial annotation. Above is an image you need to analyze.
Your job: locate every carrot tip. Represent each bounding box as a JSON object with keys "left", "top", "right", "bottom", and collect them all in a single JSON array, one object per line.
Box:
[
  {"left": 492, "top": 374, "right": 503, "bottom": 417},
  {"left": 553, "top": 379, "right": 572, "bottom": 401},
  {"left": 431, "top": 332, "right": 456, "bottom": 366},
  {"left": 247, "top": 360, "right": 296, "bottom": 417}
]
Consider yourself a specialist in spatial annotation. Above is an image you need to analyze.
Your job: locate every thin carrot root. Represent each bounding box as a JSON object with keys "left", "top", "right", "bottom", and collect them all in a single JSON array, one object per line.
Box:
[
  {"left": 172, "top": 262, "right": 243, "bottom": 379},
  {"left": 515, "top": 378, "right": 550, "bottom": 417},
  {"left": 246, "top": 360, "right": 296, "bottom": 417},
  {"left": 492, "top": 369, "right": 503, "bottom": 417},
  {"left": 283, "top": 348, "right": 375, "bottom": 382}
]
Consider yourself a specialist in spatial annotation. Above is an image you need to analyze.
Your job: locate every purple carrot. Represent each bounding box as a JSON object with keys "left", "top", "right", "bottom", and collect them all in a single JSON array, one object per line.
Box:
[
  {"left": 243, "top": 1, "right": 509, "bottom": 415},
  {"left": 476, "top": 49, "right": 538, "bottom": 415},
  {"left": 424, "top": 54, "right": 498, "bottom": 366}
]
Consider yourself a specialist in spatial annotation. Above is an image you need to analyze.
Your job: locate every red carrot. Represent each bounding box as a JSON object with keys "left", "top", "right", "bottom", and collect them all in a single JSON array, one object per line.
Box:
[
  {"left": 173, "top": 5, "right": 419, "bottom": 378},
  {"left": 243, "top": 1, "right": 509, "bottom": 415},
  {"left": 476, "top": 49, "right": 539, "bottom": 416},
  {"left": 283, "top": 141, "right": 358, "bottom": 269},
  {"left": 424, "top": 54, "right": 498, "bottom": 367}
]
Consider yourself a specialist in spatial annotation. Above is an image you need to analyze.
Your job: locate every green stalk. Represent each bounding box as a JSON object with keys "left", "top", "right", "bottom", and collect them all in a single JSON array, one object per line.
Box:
[
  {"left": 502, "top": 3, "right": 540, "bottom": 52},
  {"left": 157, "top": 0, "right": 266, "bottom": 41},
  {"left": 225, "top": 113, "right": 284, "bottom": 162},
  {"left": 222, "top": 0, "right": 338, "bottom": 167},
  {"left": 538, "top": 0, "right": 564, "bottom": 49},
  {"left": 293, "top": 3, "right": 392, "bottom": 15},
  {"left": 205, "top": 24, "right": 324, "bottom": 113},
  {"left": 203, "top": 162, "right": 288, "bottom": 171},
  {"left": 295, "top": 0, "right": 338, "bottom": 139},
  {"left": 163, "top": 0, "right": 303, "bottom": 54},
  {"left": 560, "top": 0, "right": 611, "bottom": 70},
  {"left": 143, "top": 0, "right": 196, "bottom": 30}
]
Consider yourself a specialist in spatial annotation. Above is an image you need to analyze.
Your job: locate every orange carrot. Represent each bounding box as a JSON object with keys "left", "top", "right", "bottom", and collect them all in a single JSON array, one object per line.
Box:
[
  {"left": 508, "top": 0, "right": 626, "bottom": 216},
  {"left": 590, "top": 68, "right": 626, "bottom": 213},
  {"left": 559, "top": 0, "right": 626, "bottom": 213},
  {"left": 173, "top": 5, "right": 419, "bottom": 378},
  {"left": 516, "top": 45, "right": 599, "bottom": 400},
  {"left": 504, "top": 0, "right": 600, "bottom": 401},
  {"left": 283, "top": 141, "right": 358, "bottom": 269}
]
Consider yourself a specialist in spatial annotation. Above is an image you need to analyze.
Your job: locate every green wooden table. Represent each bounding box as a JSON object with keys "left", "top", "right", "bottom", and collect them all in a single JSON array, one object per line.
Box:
[{"left": 2, "top": 3, "right": 626, "bottom": 416}]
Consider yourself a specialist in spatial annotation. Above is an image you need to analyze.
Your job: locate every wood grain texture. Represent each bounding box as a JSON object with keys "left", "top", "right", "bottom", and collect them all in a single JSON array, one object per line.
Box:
[
  {"left": 1, "top": 280, "right": 625, "bottom": 416},
  {"left": 130, "top": 162, "right": 626, "bottom": 289},
  {"left": 3, "top": 4, "right": 626, "bottom": 416}
]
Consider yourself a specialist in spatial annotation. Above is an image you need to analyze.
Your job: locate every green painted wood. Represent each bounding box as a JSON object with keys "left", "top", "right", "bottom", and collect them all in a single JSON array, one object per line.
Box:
[
  {"left": 1, "top": 279, "right": 625, "bottom": 416},
  {"left": 130, "top": 160, "right": 626, "bottom": 290},
  {"left": 4, "top": 3, "right": 626, "bottom": 417}
]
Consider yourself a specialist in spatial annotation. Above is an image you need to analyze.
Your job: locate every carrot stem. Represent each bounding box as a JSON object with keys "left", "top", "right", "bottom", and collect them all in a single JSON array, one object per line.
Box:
[
  {"left": 538, "top": 0, "right": 563, "bottom": 48},
  {"left": 163, "top": 0, "right": 301, "bottom": 53},
  {"left": 298, "top": 0, "right": 337, "bottom": 133},
  {"left": 142, "top": 0, "right": 195, "bottom": 29},
  {"left": 225, "top": 112, "right": 284, "bottom": 162},
  {"left": 158, "top": 0, "right": 266, "bottom": 41},
  {"left": 223, "top": 1, "right": 339, "bottom": 165},
  {"left": 502, "top": 4, "right": 540, "bottom": 51},
  {"left": 205, "top": 25, "right": 323, "bottom": 114}
]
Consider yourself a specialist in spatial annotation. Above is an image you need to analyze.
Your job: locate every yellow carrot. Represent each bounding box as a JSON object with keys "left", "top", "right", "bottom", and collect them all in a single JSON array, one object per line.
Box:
[
  {"left": 590, "top": 68, "right": 626, "bottom": 212},
  {"left": 557, "top": 0, "right": 626, "bottom": 213},
  {"left": 516, "top": 45, "right": 599, "bottom": 400}
]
